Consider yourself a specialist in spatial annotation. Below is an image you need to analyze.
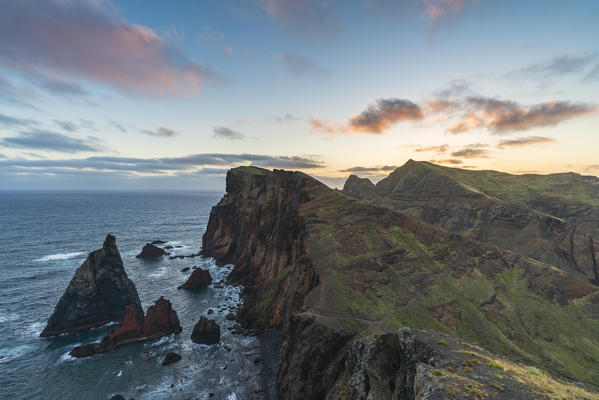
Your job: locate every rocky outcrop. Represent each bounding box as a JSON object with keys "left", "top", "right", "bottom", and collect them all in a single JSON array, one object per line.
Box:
[
  {"left": 341, "top": 175, "right": 375, "bottom": 200},
  {"left": 162, "top": 352, "right": 182, "bottom": 365},
  {"left": 203, "top": 167, "right": 599, "bottom": 397},
  {"left": 41, "top": 234, "right": 142, "bottom": 337},
  {"left": 70, "top": 296, "right": 181, "bottom": 358},
  {"left": 136, "top": 243, "right": 167, "bottom": 258},
  {"left": 178, "top": 268, "right": 212, "bottom": 289},
  {"left": 191, "top": 317, "right": 220, "bottom": 344}
]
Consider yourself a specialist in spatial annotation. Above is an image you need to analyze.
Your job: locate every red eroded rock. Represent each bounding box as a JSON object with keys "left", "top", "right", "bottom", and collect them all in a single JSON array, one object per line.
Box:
[
  {"left": 107, "top": 305, "right": 143, "bottom": 342},
  {"left": 143, "top": 296, "right": 182, "bottom": 336}
]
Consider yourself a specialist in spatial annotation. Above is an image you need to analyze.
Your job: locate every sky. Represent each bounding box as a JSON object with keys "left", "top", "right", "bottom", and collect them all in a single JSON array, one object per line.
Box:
[{"left": 0, "top": 0, "right": 598, "bottom": 191}]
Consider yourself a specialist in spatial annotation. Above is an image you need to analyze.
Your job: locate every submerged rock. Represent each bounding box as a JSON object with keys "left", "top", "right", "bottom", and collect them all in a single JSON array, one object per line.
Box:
[
  {"left": 178, "top": 268, "right": 212, "bottom": 290},
  {"left": 162, "top": 352, "right": 182, "bottom": 365},
  {"left": 136, "top": 243, "right": 167, "bottom": 258},
  {"left": 151, "top": 240, "right": 167, "bottom": 245},
  {"left": 41, "top": 234, "right": 142, "bottom": 337},
  {"left": 70, "top": 297, "right": 182, "bottom": 358},
  {"left": 191, "top": 317, "right": 220, "bottom": 345}
]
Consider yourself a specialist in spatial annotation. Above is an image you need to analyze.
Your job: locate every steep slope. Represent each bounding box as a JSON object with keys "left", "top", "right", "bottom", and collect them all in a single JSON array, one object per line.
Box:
[
  {"left": 41, "top": 234, "right": 142, "bottom": 337},
  {"left": 203, "top": 167, "right": 599, "bottom": 399},
  {"left": 344, "top": 160, "right": 599, "bottom": 285}
]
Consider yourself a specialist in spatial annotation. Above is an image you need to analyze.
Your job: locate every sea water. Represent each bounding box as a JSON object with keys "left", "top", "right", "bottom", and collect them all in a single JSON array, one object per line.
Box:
[{"left": 0, "top": 192, "right": 272, "bottom": 399}]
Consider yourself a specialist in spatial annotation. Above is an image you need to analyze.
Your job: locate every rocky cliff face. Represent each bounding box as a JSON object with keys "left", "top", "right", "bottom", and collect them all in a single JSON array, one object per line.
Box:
[
  {"left": 344, "top": 160, "right": 599, "bottom": 285},
  {"left": 203, "top": 167, "right": 599, "bottom": 399},
  {"left": 41, "top": 234, "right": 142, "bottom": 337}
]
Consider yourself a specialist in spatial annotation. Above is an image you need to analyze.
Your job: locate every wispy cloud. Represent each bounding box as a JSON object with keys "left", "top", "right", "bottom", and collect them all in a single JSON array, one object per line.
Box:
[
  {"left": 259, "top": 0, "right": 341, "bottom": 36},
  {"left": 0, "top": 0, "right": 218, "bottom": 97},
  {"left": 0, "top": 153, "right": 325, "bottom": 175},
  {"left": 414, "top": 144, "right": 448, "bottom": 153},
  {"left": 506, "top": 53, "right": 598, "bottom": 81},
  {"left": 445, "top": 97, "right": 596, "bottom": 134},
  {"left": 422, "top": 0, "right": 481, "bottom": 30},
  {"left": 497, "top": 136, "right": 556, "bottom": 149},
  {"left": 267, "top": 113, "right": 299, "bottom": 123},
  {"left": 54, "top": 120, "right": 78, "bottom": 132},
  {"left": 108, "top": 120, "right": 127, "bottom": 133},
  {"left": 339, "top": 165, "right": 398, "bottom": 173},
  {"left": 0, "top": 112, "right": 38, "bottom": 128},
  {"left": 429, "top": 158, "right": 463, "bottom": 164},
  {"left": 213, "top": 126, "right": 244, "bottom": 140},
  {"left": 450, "top": 143, "right": 488, "bottom": 158},
  {"left": 141, "top": 127, "right": 178, "bottom": 137},
  {"left": 0, "top": 130, "right": 103, "bottom": 153},
  {"left": 275, "top": 52, "right": 329, "bottom": 77}
]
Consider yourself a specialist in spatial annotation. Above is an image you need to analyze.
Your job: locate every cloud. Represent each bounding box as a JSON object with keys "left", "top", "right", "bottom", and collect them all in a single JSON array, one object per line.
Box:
[
  {"left": 108, "top": 120, "right": 127, "bottom": 133},
  {"left": 260, "top": 0, "right": 341, "bottom": 36},
  {"left": 439, "top": 97, "right": 597, "bottom": 134},
  {"left": 141, "top": 127, "right": 178, "bottom": 137},
  {"left": 422, "top": 0, "right": 480, "bottom": 29},
  {"left": 268, "top": 113, "right": 299, "bottom": 123},
  {"left": 339, "top": 165, "right": 398, "bottom": 173},
  {"left": 348, "top": 98, "right": 424, "bottom": 133},
  {"left": 497, "top": 136, "right": 556, "bottom": 149},
  {"left": 27, "top": 69, "right": 89, "bottom": 96},
  {"left": 54, "top": 120, "right": 78, "bottom": 132},
  {"left": 213, "top": 126, "right": 244, "bottom": 140},
  {"left": 414, "top": 144, "right": 448, "bottom": 153},
  {"left": 0, "top": 0, "right": 218, "bottom": 97},
  {"left": 507, "top": 53, "right": 598, "bottom": 81},
  {"left": 450, "top": 143, "right": 488, "bottom": 158},
  {"left": 0, "top": 130, "right": 103, "bottom": 153},
  {"left": 276, "top": 52, "right": 329, "bottom": 77},
  {"left": 309, "top": 118, "right": 346, "bottom": 135},
  {"left": 429, "top": 158, "right": 463, "bottom": 165},
  {"left": 0, "top": 112, "right": 38, "bottom": 128},
  {"left": 0, "top": 153, "right": 325, "bottom": 175}
]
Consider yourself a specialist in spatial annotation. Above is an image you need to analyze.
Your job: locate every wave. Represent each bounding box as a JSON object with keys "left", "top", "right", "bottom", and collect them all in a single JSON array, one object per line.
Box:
[
  {"left": 35, "top": 252, "right": 85, "bottom": 262},
  {"left": 148, "top": 266, "right": 168, "bottom": 278},
  {"left": 0, "top": 313, "right": 20, "bottom": 324},
  {"left": 0, "top": 344, "right": 35, "bottom": 364}
]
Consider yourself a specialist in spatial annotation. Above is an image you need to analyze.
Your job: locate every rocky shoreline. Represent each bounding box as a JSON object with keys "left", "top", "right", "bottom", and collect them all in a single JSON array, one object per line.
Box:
[{"left": 202, "top": 166, "right": 599, "bottom": 399}]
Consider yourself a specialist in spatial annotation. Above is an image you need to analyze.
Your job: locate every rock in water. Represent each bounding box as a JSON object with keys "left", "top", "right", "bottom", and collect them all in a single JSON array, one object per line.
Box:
[
  {"left": 40, "top": 234, "right": 142, "bottom": 337},
  {"left": 162, "top": 352, "right": 182, "bottom": 365},
  {"left": 178, "top": 268, "right": 212, "bottom": 290},
  {"left": 70, "top": 296, "right": 182, "bottom": 358},
  {"left": 136, "top": 243, "right": 167, "bottom": 258},
  {"left": 191, "top": 317, "right": 220, "bottom": 344}
]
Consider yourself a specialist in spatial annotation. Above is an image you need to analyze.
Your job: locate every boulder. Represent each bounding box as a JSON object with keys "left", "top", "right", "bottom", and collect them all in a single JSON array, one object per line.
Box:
[
  {"left": 225, "top": 312, "right": 235, "bottom": 321},
  {"left": 191, "top": 317, "right": 220, "bottom": 345},
  {"left": 70, "top": 296, "right": 182, "bottom": 358},
  {"left": 41, "top": 234, "right": 142, "bottom": 337},
  {"left": 136, "top": 243, "right": 167, "bottom": 258},
  {"left": 178, "top": 268, "right": 212, "bottom": 290},
  {"left": 162, "top": 352, "right": 182, "bottom": 365}
]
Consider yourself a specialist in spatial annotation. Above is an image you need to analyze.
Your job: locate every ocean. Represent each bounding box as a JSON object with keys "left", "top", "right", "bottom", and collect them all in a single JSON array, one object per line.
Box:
[{"left": 0, "top": 191, "right": 276, "bottom": 400}]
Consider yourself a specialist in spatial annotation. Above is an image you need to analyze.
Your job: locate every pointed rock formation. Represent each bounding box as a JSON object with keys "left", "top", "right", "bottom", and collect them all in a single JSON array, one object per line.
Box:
[
  {"left": 70, "top": 296, "right": 182, "bottom": 358},
  {"left": 136, "top": 243, "right": 167, "bottom": 258},
  {"left": 41, "top": 234, "right": 142, "bottom": 337},
  {"left": 341, "top": 174, "right": 375, "bottom": 200},
  {"left": 178, "top": 268, "right": 212, "bottom": 290}
]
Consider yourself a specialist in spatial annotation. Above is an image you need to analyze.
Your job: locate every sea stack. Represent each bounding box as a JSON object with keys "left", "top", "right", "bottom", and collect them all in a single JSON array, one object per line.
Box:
[
  {"left": 136, "top": 243, "right": 167, "bottom": 258},
  {"left": 41, "top": 234, "right": 142, "bottom": 337},
  {"left": 178, "top": 268, "right": 212, "bottom": 290},
  {"left": 70, "top": 296, "right": 182, "bottom": 358}
]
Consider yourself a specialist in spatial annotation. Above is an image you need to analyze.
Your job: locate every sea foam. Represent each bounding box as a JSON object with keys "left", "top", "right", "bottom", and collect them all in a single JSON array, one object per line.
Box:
[{"left": 35, "top": 252, "right": 85, "bottom": 262}]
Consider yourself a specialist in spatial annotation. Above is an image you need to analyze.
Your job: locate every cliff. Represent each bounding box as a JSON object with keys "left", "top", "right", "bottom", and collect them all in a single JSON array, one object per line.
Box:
[
  {"left": 344, "top": 160, "right": 599, "bottom": 285},
  {"left": 41, "top": 234, "right": 142, "bottom": 337},
  {"left": 203, "top": 167, "right": 599, "bottom": 399}
]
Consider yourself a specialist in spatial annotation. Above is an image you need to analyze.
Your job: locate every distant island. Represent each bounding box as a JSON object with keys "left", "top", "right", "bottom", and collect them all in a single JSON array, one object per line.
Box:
[{"left": 202, "top": 161, "right": 599, "bottom": 399}]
